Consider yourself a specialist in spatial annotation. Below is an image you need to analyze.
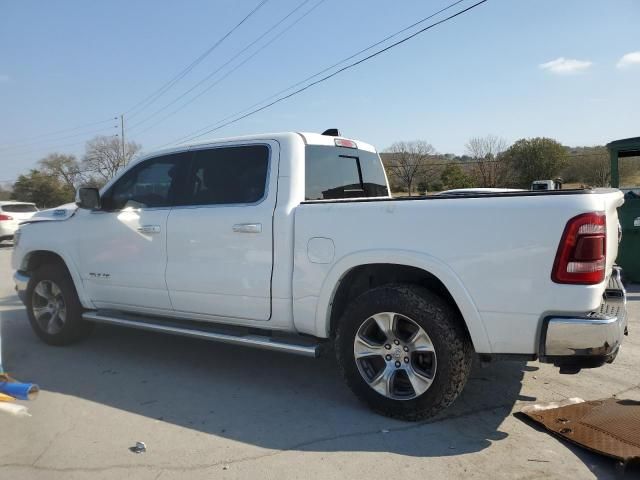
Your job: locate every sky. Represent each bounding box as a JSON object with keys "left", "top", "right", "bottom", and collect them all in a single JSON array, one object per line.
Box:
[{"left": 1, "top": 0, "right": 639, "bottom": 184}]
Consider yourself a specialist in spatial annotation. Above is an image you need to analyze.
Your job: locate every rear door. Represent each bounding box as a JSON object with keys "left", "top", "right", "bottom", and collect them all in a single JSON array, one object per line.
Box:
[{"left": 165, "top": 142, "right": 277, "bottom": 321}]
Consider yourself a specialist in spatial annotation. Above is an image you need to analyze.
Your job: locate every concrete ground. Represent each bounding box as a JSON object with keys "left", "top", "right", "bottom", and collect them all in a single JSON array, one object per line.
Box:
[{"left": 0, "top": 244, "right": 638, "bottom": 480}]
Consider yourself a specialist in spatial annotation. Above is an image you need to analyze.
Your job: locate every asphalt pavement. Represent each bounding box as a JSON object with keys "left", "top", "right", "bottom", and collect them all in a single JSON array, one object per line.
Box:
[{"left": 0, "top": 243, "right": 638, "bottom": 479}]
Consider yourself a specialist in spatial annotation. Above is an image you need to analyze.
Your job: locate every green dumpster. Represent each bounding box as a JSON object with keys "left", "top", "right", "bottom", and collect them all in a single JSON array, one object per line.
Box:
[{"left": 607, "top": 136, "right": 640, "bottom": 283}]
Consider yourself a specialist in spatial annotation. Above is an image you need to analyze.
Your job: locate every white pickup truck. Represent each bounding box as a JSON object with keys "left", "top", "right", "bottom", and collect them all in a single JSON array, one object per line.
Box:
[{"left": 12, "top": 131, "right": 629, "bottom": 420}]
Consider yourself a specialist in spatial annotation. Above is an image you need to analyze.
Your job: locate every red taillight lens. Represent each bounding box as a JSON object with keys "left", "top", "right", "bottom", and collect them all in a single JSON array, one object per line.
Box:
[
  {"left": 0, "top": 214, "right": 13, "bottom": 221},
  {"left": 551, "top": 212, "right": 606, "bottom": 284},
  {"left": 334, "top": 138, "right": 357, "bottom": 149}
]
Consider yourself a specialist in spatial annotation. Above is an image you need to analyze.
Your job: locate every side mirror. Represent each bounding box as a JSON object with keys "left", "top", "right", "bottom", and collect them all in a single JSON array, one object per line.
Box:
[{"left": 75, "top": 187, "right": 101, "bottom": 210}]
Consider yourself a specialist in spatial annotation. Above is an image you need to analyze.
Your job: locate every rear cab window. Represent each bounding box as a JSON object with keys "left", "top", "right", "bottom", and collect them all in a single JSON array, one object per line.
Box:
[
  {"left": 1, "top": 203, "right": 38, "bottom": 213},
  {"left": 305, "top": 145, "right": 389, "bottom": 201},
  {"left": 186, "top": 145, "right": 270, "bottom": 206}
]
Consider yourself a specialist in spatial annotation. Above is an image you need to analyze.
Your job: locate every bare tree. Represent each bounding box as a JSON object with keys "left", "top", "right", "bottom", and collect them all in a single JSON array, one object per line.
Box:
[
  {"left": 465, "top": 135, "right": 510, "bottom": 187},
  {"left": 39, "top": 153, "right": 84, "bottom": 190},
  {"left": 384, "top": 141, "right": 437, "bottom": 195},
  {"left": 82, "top": 135, "right": 141, "bottom": 182}
]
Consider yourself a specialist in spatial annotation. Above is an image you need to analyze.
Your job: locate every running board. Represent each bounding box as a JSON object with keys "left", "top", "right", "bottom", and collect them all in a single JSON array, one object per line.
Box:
[{"left": 82, "top": 311, "right": 320, "bottom": 357}]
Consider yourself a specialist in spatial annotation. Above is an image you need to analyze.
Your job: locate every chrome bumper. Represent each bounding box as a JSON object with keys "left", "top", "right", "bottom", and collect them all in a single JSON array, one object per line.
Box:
[
  {"left": 540, "top": 267, "right": 628, "bottom": 372},
  {"left": 14, "top": 271, "right": 30, "bottom": 304}
]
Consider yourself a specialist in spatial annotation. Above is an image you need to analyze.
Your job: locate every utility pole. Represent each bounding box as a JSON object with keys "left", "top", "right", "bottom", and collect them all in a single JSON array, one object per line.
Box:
[{"left": 120, "top": 114, "right": 125, "bottom": 161}]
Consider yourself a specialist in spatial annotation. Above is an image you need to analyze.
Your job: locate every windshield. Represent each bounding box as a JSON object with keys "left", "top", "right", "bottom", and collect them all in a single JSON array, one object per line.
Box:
[{"left": 305, "top": 145, "right": 389, "bottom": 200}]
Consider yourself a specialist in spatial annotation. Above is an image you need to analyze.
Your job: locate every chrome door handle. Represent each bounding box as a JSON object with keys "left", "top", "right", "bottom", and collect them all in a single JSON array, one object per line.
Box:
[
  {"left": 137, "top": 225, "right": 161, "bottom": 234},
  {"left": 232, "top": 223, "right": 262, "bottom": 233}
]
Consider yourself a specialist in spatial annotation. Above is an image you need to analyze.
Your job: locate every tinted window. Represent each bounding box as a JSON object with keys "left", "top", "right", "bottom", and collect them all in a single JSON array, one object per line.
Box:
[
  {"left": 186, "top": 145, "right": 269, "bottom": 205},
  {"left": 102, "top": 153, "right": 190, "bottom": 210},
  {"left": 1, "top": 204, "right": 37, "bottom": 213},
  {"left": 305, "top": 146, "right": 389, "bottom": 200}
]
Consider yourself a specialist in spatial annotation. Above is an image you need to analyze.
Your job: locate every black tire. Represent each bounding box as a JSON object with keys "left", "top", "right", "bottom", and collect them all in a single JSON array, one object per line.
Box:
[
  {"left": 335, "top": 284, "right": 473, "bottom": 421},
  {"left": 26, "top": 263, "right": 93, "bottom": 346}
]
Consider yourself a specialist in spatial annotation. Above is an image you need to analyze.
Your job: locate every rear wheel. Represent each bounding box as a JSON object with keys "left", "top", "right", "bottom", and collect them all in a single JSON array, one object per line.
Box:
[
  {"left": 336, "top": 284, "right": 473, "bottom": 421},
  {"left": 26, "top": 264, "right": 93, "bottom": 345}
]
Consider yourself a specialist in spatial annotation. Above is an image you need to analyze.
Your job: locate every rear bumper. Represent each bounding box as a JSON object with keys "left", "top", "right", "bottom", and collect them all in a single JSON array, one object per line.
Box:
[
  {"left": 14, "top": 271, "right": 30, "bottom": 304},
  {"left": 540, "top": 267, "right": 628, "bottom": 372},
  {"left": 0, "top": 222, "right": 18, "bottom": 238}
]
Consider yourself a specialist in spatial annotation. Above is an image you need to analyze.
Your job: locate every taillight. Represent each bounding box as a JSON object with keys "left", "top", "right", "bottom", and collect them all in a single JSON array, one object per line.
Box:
[
  {"left": 551, "top": 212, "right": 606, "bottom": 285},
  {"left": 334, "top": 138, "right": 357, "bottom": 149},
  {"left": 0, "top": 214, "right": 13, "bottom": 221}
]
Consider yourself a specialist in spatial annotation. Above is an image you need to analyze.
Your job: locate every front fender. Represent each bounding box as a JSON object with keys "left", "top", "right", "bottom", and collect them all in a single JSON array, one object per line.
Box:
[
  {"left": 13, "top": 226, "right": 93, "bottom": 309},
  {"left": 311, "top": 249, "right": 492, "bottom": 353}
]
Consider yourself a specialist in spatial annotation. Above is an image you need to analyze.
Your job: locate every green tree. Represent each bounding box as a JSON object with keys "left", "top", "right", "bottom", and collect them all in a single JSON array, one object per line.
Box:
[
  {"left": 12, "top": 169, "right": 74, "bottom": 208},
  {"left": 440, "top": 163, "right": 473, "bottom": 189},
  {"left": 0, "top": 185, "right": 12, "bottom": 201},
  {"left": 504, "top": 137, "right": 567, "bottom": 187}
]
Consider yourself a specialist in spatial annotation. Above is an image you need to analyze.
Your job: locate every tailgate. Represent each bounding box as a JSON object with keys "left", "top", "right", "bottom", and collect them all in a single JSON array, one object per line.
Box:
[{"left": 602, "top": 190, "right": 625, "bottom": 278}]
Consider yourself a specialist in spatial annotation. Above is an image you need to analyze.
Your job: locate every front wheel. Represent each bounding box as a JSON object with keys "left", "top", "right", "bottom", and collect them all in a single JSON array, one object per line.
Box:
[
  {"left": 26, "top": 264, "right": 93, "bottom": 346},
  {"left": 335, "top": 284, "right": 473, "bottom": 421}
]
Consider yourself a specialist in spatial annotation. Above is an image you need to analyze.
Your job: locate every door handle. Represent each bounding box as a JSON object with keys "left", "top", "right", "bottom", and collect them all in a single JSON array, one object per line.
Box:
[
  {"left": 232, "top": 223, "right": 262, "bottom": 233},
  {"left": 137, "top": 225, "right": 161, "bottom": 234}
]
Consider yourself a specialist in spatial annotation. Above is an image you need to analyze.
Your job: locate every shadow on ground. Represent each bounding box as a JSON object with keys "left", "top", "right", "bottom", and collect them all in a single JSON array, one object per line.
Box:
[
  {"left": 1, "top": 285, "right": 637, "bottom": 474},
  {"left": 1, "top": 306, "right": 523, "bottom": 458}
]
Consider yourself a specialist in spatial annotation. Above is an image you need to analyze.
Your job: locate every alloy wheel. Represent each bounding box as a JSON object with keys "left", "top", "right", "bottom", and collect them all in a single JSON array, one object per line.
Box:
[
  {"left": 353, "top": 312, "right": 437, "bottom": 400},
  {"left": 31, "top": 279, "right": 67, "bottom": 335}
]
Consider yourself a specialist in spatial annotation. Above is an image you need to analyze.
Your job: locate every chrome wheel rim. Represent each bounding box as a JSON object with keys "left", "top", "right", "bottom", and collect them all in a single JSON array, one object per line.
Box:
[
  {"left": 353, "top": 312, "right": 437, "bottom": 400},
  {"left": 31, "top": 280, "right": 67, "bottom": 335}
]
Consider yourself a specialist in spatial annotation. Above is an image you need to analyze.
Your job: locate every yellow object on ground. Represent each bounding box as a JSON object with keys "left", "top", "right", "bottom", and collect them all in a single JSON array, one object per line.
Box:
[
  {"left": 0, "top": 392, "right": 15, "bottom": 402},
  {"left": 0, "top": 402, "right": 30, "bottom": 417}
]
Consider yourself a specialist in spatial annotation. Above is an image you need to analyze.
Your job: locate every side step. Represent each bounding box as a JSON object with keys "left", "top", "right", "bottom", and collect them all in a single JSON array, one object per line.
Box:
[{"left": 83, "top": 311, "right": 321, "bottom": 357}]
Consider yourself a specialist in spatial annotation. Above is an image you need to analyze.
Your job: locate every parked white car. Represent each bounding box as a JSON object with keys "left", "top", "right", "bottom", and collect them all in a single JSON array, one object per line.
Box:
[
  {"left": 12, "top": 131, "right": 629, "bottom": 419},
  {"left": 0, "top": 201, "right": 38, "bottom": 242}
]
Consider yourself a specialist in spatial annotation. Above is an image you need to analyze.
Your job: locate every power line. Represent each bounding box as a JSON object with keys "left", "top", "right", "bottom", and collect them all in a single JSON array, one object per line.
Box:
[
  {"left": 0, "top": 0, "right": 266, "bottom": 153},
  {"left": 128, "top": 0, "right": 320, "bottom": 134},
  {"left": 0, "top": 125, "right": 118, "bottom": 153},
  {"left": 182, "top": 0, "right": 488, "bottom": 143},
  {"left": 0, "top": 117, "right": 116, "bottom": 149},
  {"left": 165, "top": 0, "right": 474, "bottom": 147},
  {"left": 0, "top": 135, "right": 119, "bottom": 163},
  {"left": 124, "top": 0, "right": 270, "bottom": 120}
]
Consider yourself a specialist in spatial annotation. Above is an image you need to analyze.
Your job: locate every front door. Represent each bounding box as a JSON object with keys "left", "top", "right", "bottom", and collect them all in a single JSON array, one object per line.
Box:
[
  {"left": 165, "top": 142, "right": 277, "bottom": 321},
  {"left": 76, "top": 152, "right": 190, "bottom": 312}
]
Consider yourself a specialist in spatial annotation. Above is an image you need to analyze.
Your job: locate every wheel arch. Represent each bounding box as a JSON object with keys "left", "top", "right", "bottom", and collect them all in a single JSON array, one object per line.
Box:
[
  {"left": 19, "top": 249, "right": 93, "bottom": 308},
  {"left": 314, "top": 250, "right": 492, "bottom": 353}
]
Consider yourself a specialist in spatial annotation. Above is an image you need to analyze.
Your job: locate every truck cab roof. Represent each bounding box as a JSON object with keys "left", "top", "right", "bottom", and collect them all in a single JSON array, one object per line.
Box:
[{"left": 136, "top": 131, "right": 377, "bottom": 166}]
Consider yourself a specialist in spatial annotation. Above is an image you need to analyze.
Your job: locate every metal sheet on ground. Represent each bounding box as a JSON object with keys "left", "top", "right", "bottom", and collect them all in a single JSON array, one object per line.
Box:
[{"left": 521, "top": 398, "right": 640, "bottom": 463}]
